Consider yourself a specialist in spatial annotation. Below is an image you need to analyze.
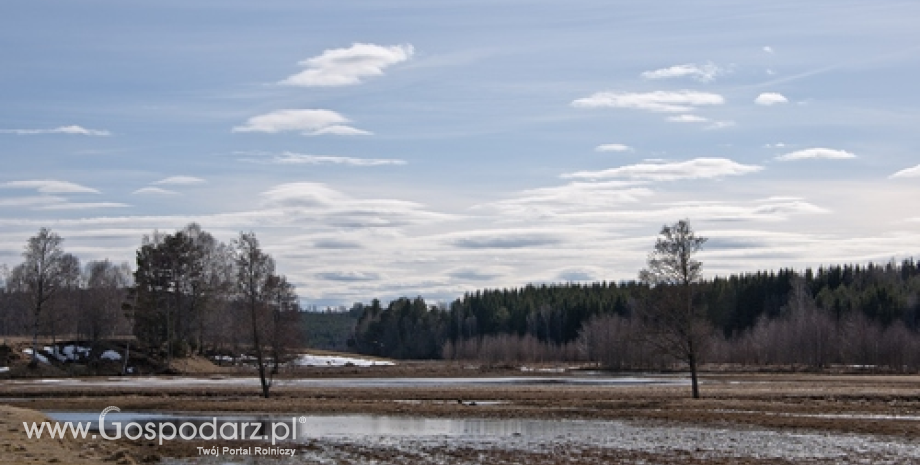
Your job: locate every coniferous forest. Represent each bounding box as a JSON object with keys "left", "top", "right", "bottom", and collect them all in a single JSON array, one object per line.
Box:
[{"left": 353, "top": 258, "right": 920, "bottom": 371}]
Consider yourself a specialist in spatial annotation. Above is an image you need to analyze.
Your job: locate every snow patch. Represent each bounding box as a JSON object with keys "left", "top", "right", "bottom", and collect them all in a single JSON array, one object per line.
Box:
[
  {"left": 292, "top": 354, "right": 395, "bottom": 367},
  {"left": 48, "top": 345, "right": 91, "bottom": 362},
  {"left": 26, "top": 344, "right": 120, "bottom": 363},
  {"left": 520, "top": 366, "right": 568, "bottom": 373},
  {"left": 210, "top": 355, "right": 256, "bottom": 363},
  {"left": 22, "top": 348, "right": 49, "bottom": 364},
  {"left": 63, "top": 345, "right": 91, "bottom": 360},
  {"left": 100, "top": 350, "right": 122, "bottom": 361}
]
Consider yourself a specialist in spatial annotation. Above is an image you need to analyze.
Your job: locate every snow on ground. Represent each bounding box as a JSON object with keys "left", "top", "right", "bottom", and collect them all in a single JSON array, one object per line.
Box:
[
  {"left": 44, "top": 345, "right": 91, "bottom": 362},
  {"left": 62, "top": 345, "right": 90, "bottom": 360},
  {"left": 210, "top": 355, "right": 256, "bottom": 364},
  {"left": 520, "top": 366, "right": 568, "bottom": 373},
  {"left": 209, "top": 353, "right": 390, "bottom": 367},
  {"left": 291, "top": 354, "right": 395, "bottom": 367},
  {"left": 24, "top": 345, "right": 121, "bottom": 363},
  {"left": 21, "top": 349, "right": 49, "bottom": 364},
  {"left": 100, "top": 350, "right": 122, "bottom": 361}
]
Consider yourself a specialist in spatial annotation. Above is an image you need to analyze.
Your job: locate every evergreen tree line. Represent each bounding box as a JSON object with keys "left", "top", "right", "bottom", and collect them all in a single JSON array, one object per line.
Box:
[
  {"left": 0, "top": 225, "right": 301, "bottom": 381},
  {"left": 354, "top": 258, "right": 920, "bottom": 370}
]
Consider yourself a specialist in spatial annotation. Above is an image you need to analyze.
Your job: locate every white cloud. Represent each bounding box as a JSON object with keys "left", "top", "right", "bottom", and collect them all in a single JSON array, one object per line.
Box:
[
  {"left": 640, "top": 62, "right": 724, "bottom": 82},
  {"left": 280, "top": 43, "right": 414, "bottom": 87},
  {"left": 667, "top": 114, "right": 708, "bottom": 123},
  {"left": 232, "top": 109, "right": 368, "bottom": 136},
  {"left": 763, "top": 46, "right": 774, "bottom": 54},
  {"left": 556, "top": 267, "right": 603, "bottom": 282},
  {"left": 37, "top": 202, "right": 129, "bottom": 211},
  {"left": 889, "top": 164, "right": 920, "bottom": 179},
  {"left": 775, "top": 148, "right": 857, "bottom": 161},
  {"left": 308, "top": 125, "right": 373, "bottom": 136},
  {"left": 312, "top": 238, "right": 364, "bottom": 249},
  {"left": 0, "top": 196, "right": 65, "bottom": 207},
  {"left": 132, "top": 187, "right": 178, "bottom": 195},
  {"left": 595, "top": 144, "right": 633, "bottom": 152},
  {"left": 447, "top": 266, "right": 507, "bottom": 281},
  {"left": 256, "top": 152, "right": 406, "bottom": 167},
  {"left": 705, "top": 121, "right": 737, "bottom": 130},
  {"left": 449, "top": 230, "right": 563, "bottom": 249},
  {"left": 563, "top": 158, "right": 763, "bottom": 181},
  {"left": 0, "top": 125, "right": 111, "bottom": 136},
  {"left": 749, "top": 197, "right": 829, "bottom": 216},
  {"left": 619, "top": 197, "right": 828, "bottom": 223},
  {"left": 315, "top": 271, "right": 381, "bottom": 282},
  {"left": 260, "top": 182, "right": 453, "bottom": 227},
  {"left": 260, "top": 183, "right": 344, "bottom": 208},
  {"left": 0, "top": 180, "right": 99, "bottom": 194},
  {"left": 572, "top": 90, "right": 724, "bottom": 113},
  {"left": 755, "top": 92, "right": 789, "bottom": 106},
  {"left": 481, "top": 181, "right": 654, "bottom": 218},
  {"left": 153, "top": 176, "right": 207, "bottom": 186}
]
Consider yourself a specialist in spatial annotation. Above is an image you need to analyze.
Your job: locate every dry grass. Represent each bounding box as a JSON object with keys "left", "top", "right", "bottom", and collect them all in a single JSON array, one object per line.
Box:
[
  {"left": 2, "top": 366, "right": 920, "bottom": 463},
  {"left": 0, "top": 405, "right": 153, "bottom": 464}
]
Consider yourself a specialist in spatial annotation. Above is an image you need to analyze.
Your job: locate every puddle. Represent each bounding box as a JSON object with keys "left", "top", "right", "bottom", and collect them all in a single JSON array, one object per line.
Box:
[
  {"left": 393, "top": 399, "right": 507, "bottom": 406},
  {"left": 45, "top": 412, "right": 587, "bottom": 438},
  {"left": 716, "top": 409, "right": 920, "bottom": 422},
  {"left": 13, "top": 375, "right": 687, "bottom": 389}
]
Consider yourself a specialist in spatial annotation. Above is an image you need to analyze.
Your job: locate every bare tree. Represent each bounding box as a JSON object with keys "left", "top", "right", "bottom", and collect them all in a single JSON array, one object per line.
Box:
[
  {"left": 82, "top": 260, "right": 133, "bottom": 345},
  {"left": 782, "top": 275, "right": 837, "bottom": 369},
  {"left": 183, "top": 224, "right": 234, "bottom": 355},
  {"left": 234, "top": 231, "right": 276, "bottom": 398},
  {"left": 638, "top": 220, "right": 708, "bottom": 399},
  {"left": 47, "top": 253, "right": 81, "bottom": 348},
  {"left": 0, "top": 264, "right": 13, "bottom": 336},
  {"left": 263, "top": 274, "right": 300, "bottom": 375},
  {"left": 20, "top": 228, "right": 74, "bottom": 366},
  {"left": 578, "top": 314, "right": 663, "bottom": 370}
]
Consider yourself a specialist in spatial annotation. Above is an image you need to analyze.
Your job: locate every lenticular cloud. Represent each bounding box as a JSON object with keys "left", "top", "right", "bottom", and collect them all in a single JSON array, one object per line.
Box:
[
  {"left": 572, "top": 90, "right": 725, "bottom": 113},
  {"left": 280, "top": 43, "right": 414, "bottom": 87}
]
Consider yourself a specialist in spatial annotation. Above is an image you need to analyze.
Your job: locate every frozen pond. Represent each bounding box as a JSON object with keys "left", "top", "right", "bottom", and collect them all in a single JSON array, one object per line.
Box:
[
  {"left": 45, "top": 411, "right": 920, "bottom": 464},
  {"left": 10, "top": 374, "right": 688, "bottom": 389}
]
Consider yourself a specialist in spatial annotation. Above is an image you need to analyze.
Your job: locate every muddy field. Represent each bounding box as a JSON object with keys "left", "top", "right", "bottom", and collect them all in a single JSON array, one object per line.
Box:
[{"left": 2, "top": 369, "right": 919, "bottom": 464}]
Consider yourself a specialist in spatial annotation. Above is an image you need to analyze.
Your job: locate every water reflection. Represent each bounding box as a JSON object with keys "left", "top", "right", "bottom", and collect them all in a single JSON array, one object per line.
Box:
[
  {"left": 45, "top": 412, "right": 600, "bottom": 440},
  {"left": 19, "top": 375, "right": 688, "bottom": 390}
]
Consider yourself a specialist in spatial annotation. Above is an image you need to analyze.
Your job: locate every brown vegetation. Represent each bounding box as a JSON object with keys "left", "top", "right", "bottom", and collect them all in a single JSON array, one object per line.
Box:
[{"left": 2, "top": 366, "right": 919, "bottom": 463}]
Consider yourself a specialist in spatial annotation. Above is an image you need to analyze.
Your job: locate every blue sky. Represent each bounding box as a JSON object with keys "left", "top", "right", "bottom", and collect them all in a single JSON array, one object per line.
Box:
[{"left": 2, "top": 1, "right": 919, "bottom": 306}]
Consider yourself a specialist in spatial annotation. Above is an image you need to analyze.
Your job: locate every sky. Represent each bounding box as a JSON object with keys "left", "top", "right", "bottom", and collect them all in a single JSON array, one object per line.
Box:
[{"left": 2, "top": 1, "right": 919, "bottom": 307}]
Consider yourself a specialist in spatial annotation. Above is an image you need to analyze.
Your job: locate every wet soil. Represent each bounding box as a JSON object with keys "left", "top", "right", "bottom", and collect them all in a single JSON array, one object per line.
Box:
[{"left": 2, "top": 370, "right": 919, "bottom": 464}]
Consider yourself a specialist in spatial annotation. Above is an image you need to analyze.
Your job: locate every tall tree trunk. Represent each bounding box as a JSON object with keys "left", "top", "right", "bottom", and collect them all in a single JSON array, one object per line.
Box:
[
  {"left": 30, "top": 305, "right": 40, "bottom": 367},
  {"left": 689, "top": 348, "right": 700, "bottom": 399},
  {"left": 251, "top": 293, "right": 270, "bottom": 398},
  {"left": 166, "top": 298, "right": 172, "bottom": 369},
  {"left": 30, "top": 281, "right": 41, "bottom": 367},
  {"left": 122, "top": 340, "right": 131, "bottom": 375}
]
